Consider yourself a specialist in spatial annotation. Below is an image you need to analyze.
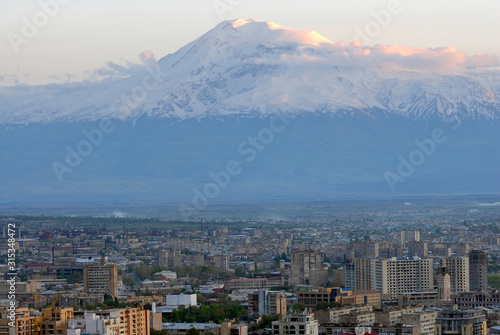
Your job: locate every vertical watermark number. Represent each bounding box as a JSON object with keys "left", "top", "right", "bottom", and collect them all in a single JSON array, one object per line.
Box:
[{"left": 6, "top": 222, "right": 18, "bottom": 327}]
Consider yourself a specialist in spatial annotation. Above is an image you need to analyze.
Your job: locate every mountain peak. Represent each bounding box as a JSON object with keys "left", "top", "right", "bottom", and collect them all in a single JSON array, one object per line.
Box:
[
  {"left": 221, "top": 18, "right": 334, "bottom": 47},
  {"left": 0, "top": 19, "right": 499, "bottom": 125}
]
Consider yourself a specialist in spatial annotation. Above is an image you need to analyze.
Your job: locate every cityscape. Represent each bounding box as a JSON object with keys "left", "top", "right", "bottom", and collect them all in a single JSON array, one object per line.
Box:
[{"left": 0, "top": 196, "right": 499, "bottom": 334}]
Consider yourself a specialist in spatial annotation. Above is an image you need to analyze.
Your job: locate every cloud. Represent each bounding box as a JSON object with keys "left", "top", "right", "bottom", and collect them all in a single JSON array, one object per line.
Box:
[
  {"left": 86, "top": 50, "right": 158, "bottom": 81},
  {"left": 341, "top": 43, "right": 500, "bottom": 73},
  {"left": 264, "top": 42, "right": 500, "bottom": 74}
]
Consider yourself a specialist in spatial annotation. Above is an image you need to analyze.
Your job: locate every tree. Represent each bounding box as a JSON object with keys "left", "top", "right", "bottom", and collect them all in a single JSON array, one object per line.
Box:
[
  {"left": 67, "top": 271, "right": 83, "bottom": 284},
  {"left": 234, "top": 266, "right": 245, "bottom": 277},
  {"left": 316, "top": 301, "right": 329, "bottom": 310},
  {"left": 250, "top": 314, "right": 279, "bottom": 330},
  {"left": 292, "top": 303, "right": 306, "bottom": 312},
  {"left": 186, "top": 328, "right": 200, "bottom": 335},
  {"left": 123, "top": 275, "right": 135, "bottom": 288},
  {"left": 281, "top": 252, "right": 290, "bottom": 262},
  {"left": 196, "top": 293, "right": 206, "bottom": 305}
]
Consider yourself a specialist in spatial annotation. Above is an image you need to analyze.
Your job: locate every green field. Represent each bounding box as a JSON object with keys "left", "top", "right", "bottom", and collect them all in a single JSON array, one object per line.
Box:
[{"left": 488, "top": 275, "right": 500, "bottom": 289}]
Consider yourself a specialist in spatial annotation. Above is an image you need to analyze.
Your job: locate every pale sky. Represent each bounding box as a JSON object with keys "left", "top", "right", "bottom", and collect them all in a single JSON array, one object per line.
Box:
[{"left": 1, "top": 0, "right": 499, "bottom": 85}]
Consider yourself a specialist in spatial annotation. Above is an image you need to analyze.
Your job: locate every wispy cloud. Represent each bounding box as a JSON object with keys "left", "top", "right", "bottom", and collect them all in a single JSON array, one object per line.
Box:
[
  {"left": 327, "top": 43, "right": 500, "bottom": 73},
  {"left": 255, "top": 41, "right": 500, "bottom": 75},
  {"left": 85, "top": 51, "right": 158, "bottom": 81}
]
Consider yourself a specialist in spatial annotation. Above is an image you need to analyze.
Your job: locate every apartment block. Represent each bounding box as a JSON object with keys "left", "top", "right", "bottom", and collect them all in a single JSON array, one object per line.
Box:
[
  {"left": 248, "top": 289, "right": 287, "bottom": 316},
  {"left": 407, "top": 241, "right": 428, "bottom": 258},
  {"left": 345, "top": 257, "right": 433, "bottom": 299},
  {"left": 291, "top": 250, "right": 328, "bottom": 286},
  {"left": 440, "top": 256, "right": 469, "bottom": 293},
  {"left": 83, "top": 258, "right": 118, "bottom": 297},
  {"left": 94, "top": 308, "right": 150, "bottom": 335},
  {"left": 469, "top": 250, "right": 488, "bottom": 291}
]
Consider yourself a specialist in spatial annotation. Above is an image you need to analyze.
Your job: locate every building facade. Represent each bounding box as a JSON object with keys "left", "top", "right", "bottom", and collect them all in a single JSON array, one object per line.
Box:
[
  {"left": 272, "top": 313, "right": 319, "bottom": 335},
  {"left": 291, "top": 250, "right": 327, "bottom": 286},
  {"left": 248, "top": 289, "right": 287, "bottom": 316},
  {"left": 440, "top": 256, "right": 470, "bottom": 293},
  {"left": 435, "top": 307, "right": 486, "bottom": 335},
  {"left": 345, "top": 257, "right": 433, "bottom": 299},
  {"left": 469, "top": 250, "right": 488, "bottom": 291},
  {"left": 452, "top": 290, "right": 500, "bottom": 308},
  {"left": 83, "top": 259, "right": 118, "bottom": 297}
]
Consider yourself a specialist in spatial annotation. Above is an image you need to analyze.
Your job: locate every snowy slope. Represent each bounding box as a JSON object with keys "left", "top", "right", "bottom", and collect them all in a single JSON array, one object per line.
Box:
[{"left": 0, "top": 18, "right": 499, "bottom": 125}]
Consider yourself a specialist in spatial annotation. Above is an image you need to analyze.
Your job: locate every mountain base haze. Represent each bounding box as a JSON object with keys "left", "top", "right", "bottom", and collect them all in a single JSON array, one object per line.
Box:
[{"left": 1, "top": 114, "right": 498, "bottom": 205}]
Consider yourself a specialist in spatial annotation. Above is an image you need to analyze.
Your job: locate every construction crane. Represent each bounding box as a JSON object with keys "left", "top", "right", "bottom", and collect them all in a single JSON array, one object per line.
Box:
[
  {"left": 33, "top": 297, "right": 59, "bottom": 335},
  {"left": 281, "top": 299, "right": 297, "bottom": 335},
  {"left": 28, "top": 286, "right": 38, "bottom": 309}
]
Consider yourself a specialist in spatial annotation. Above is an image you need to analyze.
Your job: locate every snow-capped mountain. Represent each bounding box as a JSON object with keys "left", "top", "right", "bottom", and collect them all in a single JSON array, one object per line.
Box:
[
  {"left": 1, "top": 19, "right": 499, "bottom": 125},
  {"left": 0, "top": 19, "right": 499, "bottom": 205}
]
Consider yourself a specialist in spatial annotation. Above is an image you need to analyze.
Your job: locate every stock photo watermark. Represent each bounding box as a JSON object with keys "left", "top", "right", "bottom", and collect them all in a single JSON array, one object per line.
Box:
[
  {"left": 213, "top": 0, "right": 244, "bottom": 20},
  {"left": 179, "top": 113, "right": 292, "bottom": 219},
  {"left": 7, "top": 0, "right": 71, "bottom": 54},
  {"left": 384, "top": 110, "right": 471, "bottom": 192},
  {"left": 336, "top": 0, "right": 403, "bottom": 66},
  {"left": 51, "top": 55, "right": 169, "bottom": 182},
  {"left": 353, "top": 0, "right": 403, "bottom": 45},
  {"left": 5, "top": 222, "right": 18, "bottom": 327}
]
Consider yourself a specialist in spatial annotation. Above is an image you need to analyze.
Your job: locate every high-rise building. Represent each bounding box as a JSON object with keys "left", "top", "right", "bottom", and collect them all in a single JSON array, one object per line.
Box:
[
  {"left": 434, "top": 245, "right": 452, "bottom": 257},
  {"left": 407, "top": 230, "right": 420, "bottom": 243},
  {"left": 248, "top": 289, "right": 287, "bottom": 316},
  {"left": 407, "top": 241, "right": 428, "bottom": 258},
  {"left": 456, "top": 243, "right": 470, "bottom": 257},
  {"left": 345, "top": 258, "right": 374, "bottom": 291},
  {"left": 440, "top": 256, "right": 469, "bottom": 293},
  {"left": 83, "top": 258, "right": 118, "bottom": 297},
  {"left": 155, "top": 250, "right": 172, "bottom": 267},
  {"left": 291, "top": 250, "right": 327, "bottom": 286},
  {"left": 393, "top": 231, "right": 406, "bottom": 247},
  {"left": 469, "top": 250, "right": 488, "bottom": 291},
  {"left": 345, "top": 257, "right": 433, "bottom": 299},
  {"left": 354, "top": 241, "right": 379, "bottom": 258}
]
